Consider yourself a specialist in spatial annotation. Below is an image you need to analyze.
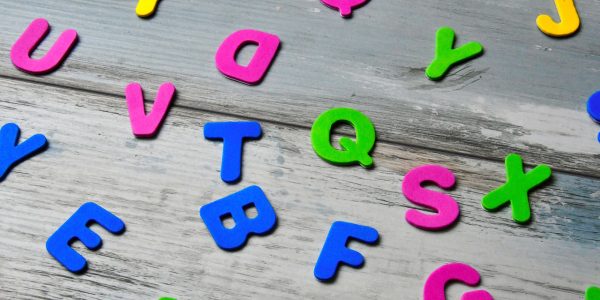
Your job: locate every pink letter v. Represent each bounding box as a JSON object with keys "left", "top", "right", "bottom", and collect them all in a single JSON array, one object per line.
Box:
[{"left": 125, "top": 82, "right": 176, "bottom": 138}]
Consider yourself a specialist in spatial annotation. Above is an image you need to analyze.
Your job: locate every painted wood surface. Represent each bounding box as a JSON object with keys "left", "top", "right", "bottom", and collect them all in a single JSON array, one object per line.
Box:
[
  {"left": 0, "top": 0, "right": 598, "bottom": 299},
  {"left": 0, "top": 77, "right": 598, "bottom": 299},
  {"left": 0, "top": 0, "right": 599, "bottom": 177}
]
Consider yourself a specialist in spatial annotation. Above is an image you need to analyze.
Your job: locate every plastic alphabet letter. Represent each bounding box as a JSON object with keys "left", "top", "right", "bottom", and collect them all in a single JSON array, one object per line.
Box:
[
  {"left": 125, "top": 82, "right": 176, "bottom": 138},
  {"left": 586, "top": 91, "right": 600, "bottom": 142},
  {"left": 313, "top": 221, "right": 379, "bottom": 281},
  {"left": 0, "top": 123, "right": 47, "bottom": 181},
  {"left": 215, "top": 29, "right": 280, "bottom": 85},
  {"left": 320, "top": 0, "right": 369, "bottom": 18},
  {"left": 46, "top": 202, "right": 125, "bottom": 273},
  {"left": 423, "top": 262, "right": 493, "bottom": 300},
  {"left": 482, "top": 153, "right": 552, "bottom": 224},
  {"left": 536, "top": 0, "right": 580, "bottom": 37},
  {"left": 11, "top": 18, "right": 78, "bottom": 74},
  {"left": 200, "top": 185, "right": 277, "bottom": 250},
  {"left": 586, "top": 286, "right": 600, "bottom": 300},
  {"left": 310, "top": 107, "right": 376, "bottom": 168},
  {"left": 426, "top": 27, "right": 483, "bottom": 81},
  {"left": 136, "top": 0, "right": 160, "bottom": 18},
  {"left": 402, "top": 165, "right": 459, "bottom": 230},
  {"left": 204, "top": 121, "right": 262, "bottom": 183}
]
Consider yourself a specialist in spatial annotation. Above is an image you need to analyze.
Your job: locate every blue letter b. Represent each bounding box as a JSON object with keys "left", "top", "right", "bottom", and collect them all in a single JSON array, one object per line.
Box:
[{"left": 200, "top": 185, "right": 277, "bottom": 250}]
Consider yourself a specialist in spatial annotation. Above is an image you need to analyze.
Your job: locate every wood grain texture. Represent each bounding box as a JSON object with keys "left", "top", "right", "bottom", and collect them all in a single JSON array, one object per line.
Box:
[
  {"left": 0, "top": 77, "right": 598, "bottom": 299},
  {"left": 0, "top": 0, "right": 599, "bottom": 177}
]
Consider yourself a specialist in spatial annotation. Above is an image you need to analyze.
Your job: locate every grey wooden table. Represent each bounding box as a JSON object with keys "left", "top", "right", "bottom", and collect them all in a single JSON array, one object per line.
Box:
[{"left": 0, "top": 0, "right": 598, "bottom": 299}]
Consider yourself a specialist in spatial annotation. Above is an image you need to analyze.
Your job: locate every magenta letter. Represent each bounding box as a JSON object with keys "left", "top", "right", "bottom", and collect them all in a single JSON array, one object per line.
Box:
[
  {"left": 424, "top": 263, "right": 493, "bottom": 300},
  {"left": 125, "top": 82, "right": 176, "bottom": 138},
  {"left": 215, "top": 29, "right": 280, "bottom": 85},
  {"left": 402, "top": 165, "right": 459, "bottom": 230},
  {"left": 321, "top": 0, "right": 369, "bottom": 18},
  {"left": 10, "top": 18, "right": 78, "bottom": 75}
]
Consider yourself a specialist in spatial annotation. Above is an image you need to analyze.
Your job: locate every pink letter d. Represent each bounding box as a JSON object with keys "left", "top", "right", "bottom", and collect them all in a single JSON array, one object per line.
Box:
[{"left": 215, "top": 29, "right": 280, "bottom": 85}]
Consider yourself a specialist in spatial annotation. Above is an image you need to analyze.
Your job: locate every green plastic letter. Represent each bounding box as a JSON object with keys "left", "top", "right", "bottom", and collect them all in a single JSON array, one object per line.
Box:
[
  {"left": 426, "top": 27, "right": 483, "bottom": 81},
  {"left": 586, "top": 286, "right": 600, "bottom": 300},
  {"left": 482, "top": 153, "right": 552, "bottom": 224},
  {"left": 310, "top": 107, "right": 375, "bottom": 168}
]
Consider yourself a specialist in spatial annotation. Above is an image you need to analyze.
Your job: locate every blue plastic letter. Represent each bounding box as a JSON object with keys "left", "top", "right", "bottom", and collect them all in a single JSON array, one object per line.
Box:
[
  {"left": 204, "top": 121, "right": 262, "bottom": 183},
  {"left": 0, "top": 123, "right": 47, "bottom": 181},
  {"left": 46, "top": 202, "right": 125, "bottom": 273},
  {"left": 314, "top": 221, "right": 379, "bottom": 281},
  {"left": 200, "top": 185, "right": 277, "bottom": 250}
]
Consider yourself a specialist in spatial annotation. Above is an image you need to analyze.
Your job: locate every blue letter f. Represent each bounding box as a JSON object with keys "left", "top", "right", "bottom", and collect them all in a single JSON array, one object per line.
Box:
[{"left": 314, "top": 221, "right": 379, "bottom": 281}]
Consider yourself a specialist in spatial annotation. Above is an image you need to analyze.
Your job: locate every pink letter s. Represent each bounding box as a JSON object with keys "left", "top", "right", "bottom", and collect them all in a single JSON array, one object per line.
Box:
[{"left": 402, "top": 165, "right": 459, "bottom": 230}]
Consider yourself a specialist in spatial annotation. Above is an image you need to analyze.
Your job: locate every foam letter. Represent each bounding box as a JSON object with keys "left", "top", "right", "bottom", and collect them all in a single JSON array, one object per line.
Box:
[
  {"left": 46, "top": 202, "right": 125, "bottom": 273},
  {"left": 136, "top": 0, "right": 160, "bottom": 18},
  {"left": 482, "top": 153, "right": 552, "bottom": 224},
  {"left": 200, "top": 185, "right": 277, "bottom": 250},
  {"left": 321, "top": 0, "right": 369, "bottom": 18},
  {"left": 424, "top": 262, "right": 493, "bottom": 300},
  {"left": 426, "top": 27, "right": 483, "bottom": 81},
  {"left": 310, "top": 107, "right": 376, "bottom": 168},
  {"left": 586, "top": 286, "right": 600, "bottom": 300},
  {"left": 0, "top": 123, "right": 47, "bottom": 181},
  {"left": 215, "top": 29, "right": 280, "bottom": 85},
  {"left": 11, "top": 18, "right": 78, "bottom": 74},
  {"left": 125, "top": 82, "right": 176, "bottom": 138},
  {"left": 586, "top": 91, "right": 600, "bottom": 142},
  {"left": 204, "top": 121, "right": 262, "bottom": 183},
  {"left": 402, "top": 165, "right": 459, "bottom": 230},
  {"left": 314, "top": 221, "right": 379, "bottom": 281},
  {"left": 537, "top": 0, "right": 580, "bottom": 37}
]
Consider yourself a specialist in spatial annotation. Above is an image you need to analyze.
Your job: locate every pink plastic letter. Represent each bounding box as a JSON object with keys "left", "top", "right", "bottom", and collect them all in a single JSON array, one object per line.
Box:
[
  {"left": 10, "top": 18, "right": 78, "bottom": 75},
  {"left": 402, "top": 165, "right": 459, "bottom": 230},
  {"left": 321, "top": 0, "right": 369, "bottom": 18},
  {"left": 215, "top": 29, "right": 280, "bottom": 85},
  {"left": 424, "top": 263, "right": 493, "bottom": 300},
  {"left": 125, "top": 82, "right": 176, "bottom": 138}
]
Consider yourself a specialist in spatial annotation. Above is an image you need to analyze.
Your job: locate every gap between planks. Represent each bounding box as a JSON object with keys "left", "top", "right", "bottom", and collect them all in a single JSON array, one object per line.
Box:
[{"left": 1, "top": 73, "right": 596, "bottom": 182}]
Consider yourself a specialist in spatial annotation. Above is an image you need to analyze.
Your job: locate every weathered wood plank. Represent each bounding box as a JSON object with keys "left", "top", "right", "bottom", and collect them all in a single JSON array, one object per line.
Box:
[
  {"left": 0, "top": 77, "right": 597, "bottom": 299},
  {"left": 0, "top": 0, "right": 599, "bottom": 177}
]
